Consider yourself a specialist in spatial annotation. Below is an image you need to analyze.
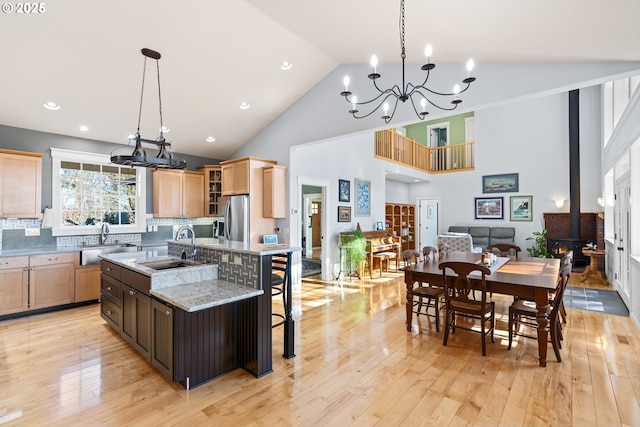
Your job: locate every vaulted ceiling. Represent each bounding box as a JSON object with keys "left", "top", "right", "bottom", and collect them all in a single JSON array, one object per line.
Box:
[{"left": 1, "top": 0, "right": 638, "bottom": 160}]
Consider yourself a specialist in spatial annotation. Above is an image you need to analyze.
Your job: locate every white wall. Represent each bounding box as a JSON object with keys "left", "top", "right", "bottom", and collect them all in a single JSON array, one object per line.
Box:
[
  {"left": 385, "top": 180, "right": 410, "bottom": 204},
  {"left": 290, "top": 133, "right": 388, "bottom": 279},
  {"left": 405, "top": 91, "right": 603, "bottom": 252}
]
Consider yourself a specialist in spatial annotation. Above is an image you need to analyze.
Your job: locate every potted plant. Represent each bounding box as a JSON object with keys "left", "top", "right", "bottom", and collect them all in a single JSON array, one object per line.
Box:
[
  {"left": 340, "top": 229, "right": 367, "bottom": 278},
  {"left": 526, "top": 228, "right": 553, "bottom": 258}
]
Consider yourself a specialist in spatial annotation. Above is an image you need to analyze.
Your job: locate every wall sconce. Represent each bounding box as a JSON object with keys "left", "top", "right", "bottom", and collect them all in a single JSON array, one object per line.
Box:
[
  {"left": 554, "top": 199, "right": 565, "bottom": 208},
  {"left": 597, "top": 197, "right": 605, "bottom": 207}
]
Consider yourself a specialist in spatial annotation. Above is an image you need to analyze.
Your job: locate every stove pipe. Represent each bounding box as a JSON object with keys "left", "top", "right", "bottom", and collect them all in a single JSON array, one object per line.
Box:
[{"left": 568, "top": 89, "right": 580, "bottom": 239}]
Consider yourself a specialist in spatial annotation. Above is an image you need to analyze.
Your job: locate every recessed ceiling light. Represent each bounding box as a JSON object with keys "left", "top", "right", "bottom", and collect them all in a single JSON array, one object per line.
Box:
[
  {"left": 43, "top": 101, "right": 60, "bottom": 111},
  {"left": 160, "top": 126, "right": 170, "bottom": 133},
  {"left": 79, "top": 125, "right": 88, "bottom": 132},
  {"left": 239, "top": 102, "right": 250, "bottom": 110},
  {"left": 413, "top": 179, "right": 420, "bottom": 182},
  {"left": 127, "top": 133, "right": 136, "bottom": 139},
  {"left": 206, "top": 136, "right": 216, "bottom": 143},
  {"left": 280, "top": 61, "right": 292, "bottom": 71}
]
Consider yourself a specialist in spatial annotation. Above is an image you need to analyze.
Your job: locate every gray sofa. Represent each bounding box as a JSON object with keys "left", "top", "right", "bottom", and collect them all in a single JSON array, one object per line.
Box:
[{"left": 447, "top": 226, "right": 515, "bottom": 252}]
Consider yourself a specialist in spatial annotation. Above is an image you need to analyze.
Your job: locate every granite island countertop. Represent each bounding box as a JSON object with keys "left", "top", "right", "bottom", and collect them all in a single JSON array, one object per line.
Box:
[
  {"left": 99, "top": 250, "right": 263, "bottom": 312},
  {"left": 169, "top": 237, "right": 302, "bottom": 255}
]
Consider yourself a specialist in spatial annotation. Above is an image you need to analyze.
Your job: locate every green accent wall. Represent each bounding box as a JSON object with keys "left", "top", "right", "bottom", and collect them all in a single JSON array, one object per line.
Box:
[{"left": 403, "top": 111, "right": 474, "bottom": 146}]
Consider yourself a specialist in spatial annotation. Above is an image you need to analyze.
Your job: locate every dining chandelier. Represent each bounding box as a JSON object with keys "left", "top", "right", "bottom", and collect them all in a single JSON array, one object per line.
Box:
[
  {"left": 110, "top": 48, "right": 186, "bottom": 170},
  {"left": 340, "top": 0, "right": 476, "bottom": 124}
]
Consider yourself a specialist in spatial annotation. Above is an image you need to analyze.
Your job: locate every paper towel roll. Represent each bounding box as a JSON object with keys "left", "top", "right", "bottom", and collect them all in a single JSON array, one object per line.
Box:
[{"left": 41, "top": 207, "right": 53, "bottom": 228}]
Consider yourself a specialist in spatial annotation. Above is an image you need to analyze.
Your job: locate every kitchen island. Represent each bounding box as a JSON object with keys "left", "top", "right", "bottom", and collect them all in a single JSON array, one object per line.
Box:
[{"left": 99, "top": 239, "right": 299, "bottom": 389}]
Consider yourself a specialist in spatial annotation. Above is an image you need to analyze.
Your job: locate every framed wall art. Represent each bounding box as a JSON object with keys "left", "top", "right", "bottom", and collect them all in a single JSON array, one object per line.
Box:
[
  {"left": 338, "top": 179, "right": 350, "bottom": 202},
  {"left": 510, "top": 195, "right": 533, "bottom": 221},
  {"left": 474, "top": 197, "right": 504, "bottom": 219},
  {"left": 354, "top": 178, "right": 371, "bottom": 216},
  {"left": 338, "top": 206, "right": 351, "bottom": 222},
  {"left": 482, "top": 173, "right": 519, "bottom": 193}
]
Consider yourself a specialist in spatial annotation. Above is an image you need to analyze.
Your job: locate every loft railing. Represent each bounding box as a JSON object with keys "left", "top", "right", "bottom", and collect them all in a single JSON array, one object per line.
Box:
[{"left": 374, "top": 129, "right": 475, "bottom": 174}]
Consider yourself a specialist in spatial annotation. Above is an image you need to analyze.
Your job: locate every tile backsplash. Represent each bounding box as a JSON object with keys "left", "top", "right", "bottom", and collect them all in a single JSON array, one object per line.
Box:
[{"left": 0, "top": 217, "right": 215, "bottom": 250}]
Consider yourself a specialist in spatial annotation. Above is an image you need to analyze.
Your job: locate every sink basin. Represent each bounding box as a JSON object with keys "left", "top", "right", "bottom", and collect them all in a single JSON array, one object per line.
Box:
[
  {"left": 80, "top": 243, "right": 138, "bottom": 265},
  {"left": 138, "top": 259, "right": 201, "bottom": 270}
]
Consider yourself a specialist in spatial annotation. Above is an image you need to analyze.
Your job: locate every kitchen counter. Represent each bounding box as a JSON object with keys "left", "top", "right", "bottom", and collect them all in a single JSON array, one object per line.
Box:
[
  {"left": 169, "top": 237, "right": 301, "bottom": 256},
  {"left": 99, "top": 249, "right": 263, "bottom": 312},
  {"left": 0, "top": 246, "right": 82, "bottom": 258},
  {"left": 149, "top": 280, "right": 263, "bottom": 312}
]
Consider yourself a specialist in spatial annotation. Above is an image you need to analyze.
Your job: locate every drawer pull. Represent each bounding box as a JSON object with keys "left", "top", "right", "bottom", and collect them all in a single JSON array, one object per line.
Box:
[
  {"left": 106, "top": 267, "right": 112, "bottom": 272},
  {"left": 106, "top": 310, "right": 112, "bottom": 316},
  {"left": 106, "top": 286, "right": 112, "bottom": 291},
  {"left": 165, "top": 310, "right": 172, "bottom": 316},
  {"left": 129, "top": 290, "right": 136, "bottom": 296},
  {"left": 48, "top": 257, "right": 58, "bottom": 261}
]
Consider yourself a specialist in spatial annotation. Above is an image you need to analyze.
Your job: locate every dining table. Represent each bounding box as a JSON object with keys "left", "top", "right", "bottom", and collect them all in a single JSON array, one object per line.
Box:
[{"left": 403, "top": 252, "right": 560, "bottom": 367}]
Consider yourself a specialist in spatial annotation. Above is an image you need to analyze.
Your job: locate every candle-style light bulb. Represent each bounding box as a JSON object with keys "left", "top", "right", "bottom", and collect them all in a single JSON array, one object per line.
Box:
[
  {"left": 383, "top": 102, "right": 389, "bottom": 115},
  {"left": 420, "top": 98, "right": 427, "bottom": 112},
  {"left": 453, "top": 84, "right": 460, "bottom": 94},
  {"left": 370, "top": 55, "right": 378, "bottom": 73},
  {"left": 343, "top": 75, "right": 350, "bottom": 91},
  {"left": 352, "top": 95, "right": 357, "bottom": 110},
  {"left": 424, "top": 44, "right": 433, "bottom": 61},
  {"left": 466, "top": 59, "right": 475, "bottom": 76}
]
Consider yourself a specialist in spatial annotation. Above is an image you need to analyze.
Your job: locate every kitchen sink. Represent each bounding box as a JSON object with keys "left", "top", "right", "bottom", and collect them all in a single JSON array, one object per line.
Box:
[
  {"left": 138, "top": 258, "right": 201, "bottom": 270},
  {"left": 80, "top": 243, "right": 138, "bottom": 265}
]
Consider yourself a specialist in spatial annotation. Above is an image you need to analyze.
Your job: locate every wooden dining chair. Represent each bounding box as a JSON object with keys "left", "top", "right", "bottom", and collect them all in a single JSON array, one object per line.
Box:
[
  {"left": 507, "top": 263, "right": 571, "bottom": 362},
  {"left": 405, "top": 248, "right": 444, "bottom": 332},
  {"left": 440, "top": 261, "right": 495, "bottom": 356},
  {"left": 486, "top": 243, "right": 522, "bottom": 258}
]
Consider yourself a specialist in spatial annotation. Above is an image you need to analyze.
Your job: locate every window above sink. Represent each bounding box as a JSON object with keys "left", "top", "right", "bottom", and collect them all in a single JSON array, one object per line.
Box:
[{"left": 50, "top": 148, "right": 147, "bottom": 236}]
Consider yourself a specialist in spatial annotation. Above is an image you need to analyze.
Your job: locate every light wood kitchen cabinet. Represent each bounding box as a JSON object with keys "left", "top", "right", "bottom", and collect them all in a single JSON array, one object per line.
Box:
[
  {"left": 0, "top": 256, "right": 29, "bottom": 315},
  {"left": 29, "top": 252, "right": 76, "bottom": 310},
  {"left": 75, "top": 264, "right": 100, "bottom": 302},
  {"left": 221, "top": 159, "right": 250, "bottom": 195},
  {"left": 263, "top": 165, "right": 287, "bottom": 218},
  {"left": 0, "top": 149, "right": 43, "bottom": 218},
  {"left": 152, "top": 170, "right": 204, "bottom": 218},
  {"left": 198, "top": 165, "right": 223, "bottom": 217}
]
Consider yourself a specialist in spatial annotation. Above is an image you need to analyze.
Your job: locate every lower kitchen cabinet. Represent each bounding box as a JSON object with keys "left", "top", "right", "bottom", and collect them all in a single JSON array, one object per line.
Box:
[
  {"left": 151, "top": 298, "right": 174, "bottom": 381},
  {"left": 0, "top": 256, "right": 29, "bottom": 316},
  {"left": 75, "top": 264, "right": 100, "bottom": 302},
  {"left": 29, "top": 253, "right": 75, "bottom": 310}
]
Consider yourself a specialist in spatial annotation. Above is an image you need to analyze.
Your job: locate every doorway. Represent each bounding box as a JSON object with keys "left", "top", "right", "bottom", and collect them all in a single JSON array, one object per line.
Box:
[
  {"left": 427, "top": 122, "right": 450, "bottom": 171},
  {"left": 614, "top": 173, "right": 631, "bottom": 308},
  {"left": 302, "top": 186, "right": 324, "bottom": 278},
  {"left": 418, "top": 197, "right": 439, "bottom": 251}
]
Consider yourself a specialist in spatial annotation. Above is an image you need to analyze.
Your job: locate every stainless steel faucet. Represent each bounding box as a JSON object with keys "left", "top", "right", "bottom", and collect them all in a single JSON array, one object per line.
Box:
[
  {"left": 100, "top": 223, "right": 110, "bottom": 245},
  {"left": 175, "top": 225, "right": 197, "bottom": 260}
]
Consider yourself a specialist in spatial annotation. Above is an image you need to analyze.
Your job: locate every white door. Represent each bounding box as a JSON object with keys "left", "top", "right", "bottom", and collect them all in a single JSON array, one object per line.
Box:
[
  {"left": 614, "top": 174, "right": 631, "bottom": 307},
  {"left": 419, "top": 198, "right": 439, "bottom": 251}
]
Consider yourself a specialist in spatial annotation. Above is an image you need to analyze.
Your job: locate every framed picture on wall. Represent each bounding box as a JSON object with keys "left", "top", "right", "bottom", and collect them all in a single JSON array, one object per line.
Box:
[
  {"left": 354, "top": 178, "right": 371, "bottom": 216},
  {"left": 474, "top": 197, "right": 504, "bottom": 219},
  {"left": 482, "top": 173, "right": 519, "bottom": 193},
  {"left": 338, "top": 206, "right": 351, "bottom": 222},
  {"left": 510, "top": 195, "right": 533, "bottom": 221},
  {"left": 338, "top": 179, "right": 350, "bottom": 202}
]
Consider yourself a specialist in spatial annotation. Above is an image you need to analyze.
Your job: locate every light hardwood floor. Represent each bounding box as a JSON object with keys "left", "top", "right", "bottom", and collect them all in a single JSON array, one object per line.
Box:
[{"left": 1, "top": 270, "right": 639, "bottom": 426}]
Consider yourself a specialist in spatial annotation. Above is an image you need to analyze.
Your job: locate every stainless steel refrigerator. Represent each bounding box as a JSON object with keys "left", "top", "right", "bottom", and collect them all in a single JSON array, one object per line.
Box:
[{"left": 221, "top": 195, "right": 250, "bottom": 244}]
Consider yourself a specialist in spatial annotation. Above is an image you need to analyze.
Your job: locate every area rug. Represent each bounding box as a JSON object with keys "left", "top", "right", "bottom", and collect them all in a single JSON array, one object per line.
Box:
[
  {"left": 564, "top": 286, "right": 629, "bottom": 316},
  {"left": 301, "top": 258, "right": 322, "bottom": 277}
]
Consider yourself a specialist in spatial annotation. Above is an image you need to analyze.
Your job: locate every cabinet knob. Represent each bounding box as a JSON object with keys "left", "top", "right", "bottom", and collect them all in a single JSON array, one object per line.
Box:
[
  {"left": 106, "top": 310, "right": 112, "bottom": 316},
  {"left": 106, "top": 286, "right": 112, "bottom": 291},
  {"left": 129, "top": 290, "right": 136, "bottom": 295},
  {"left": 106, "top": 267, "right": 112, "bottom": 272},
  {"left": 165, "top": 310, "right": 172, "bottom": 316}
]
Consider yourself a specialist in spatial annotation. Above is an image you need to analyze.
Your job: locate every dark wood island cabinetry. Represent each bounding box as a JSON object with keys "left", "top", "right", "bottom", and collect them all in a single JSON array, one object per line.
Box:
[{"left": 99, "top": 239, "right": 298, "bottom": 389}]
